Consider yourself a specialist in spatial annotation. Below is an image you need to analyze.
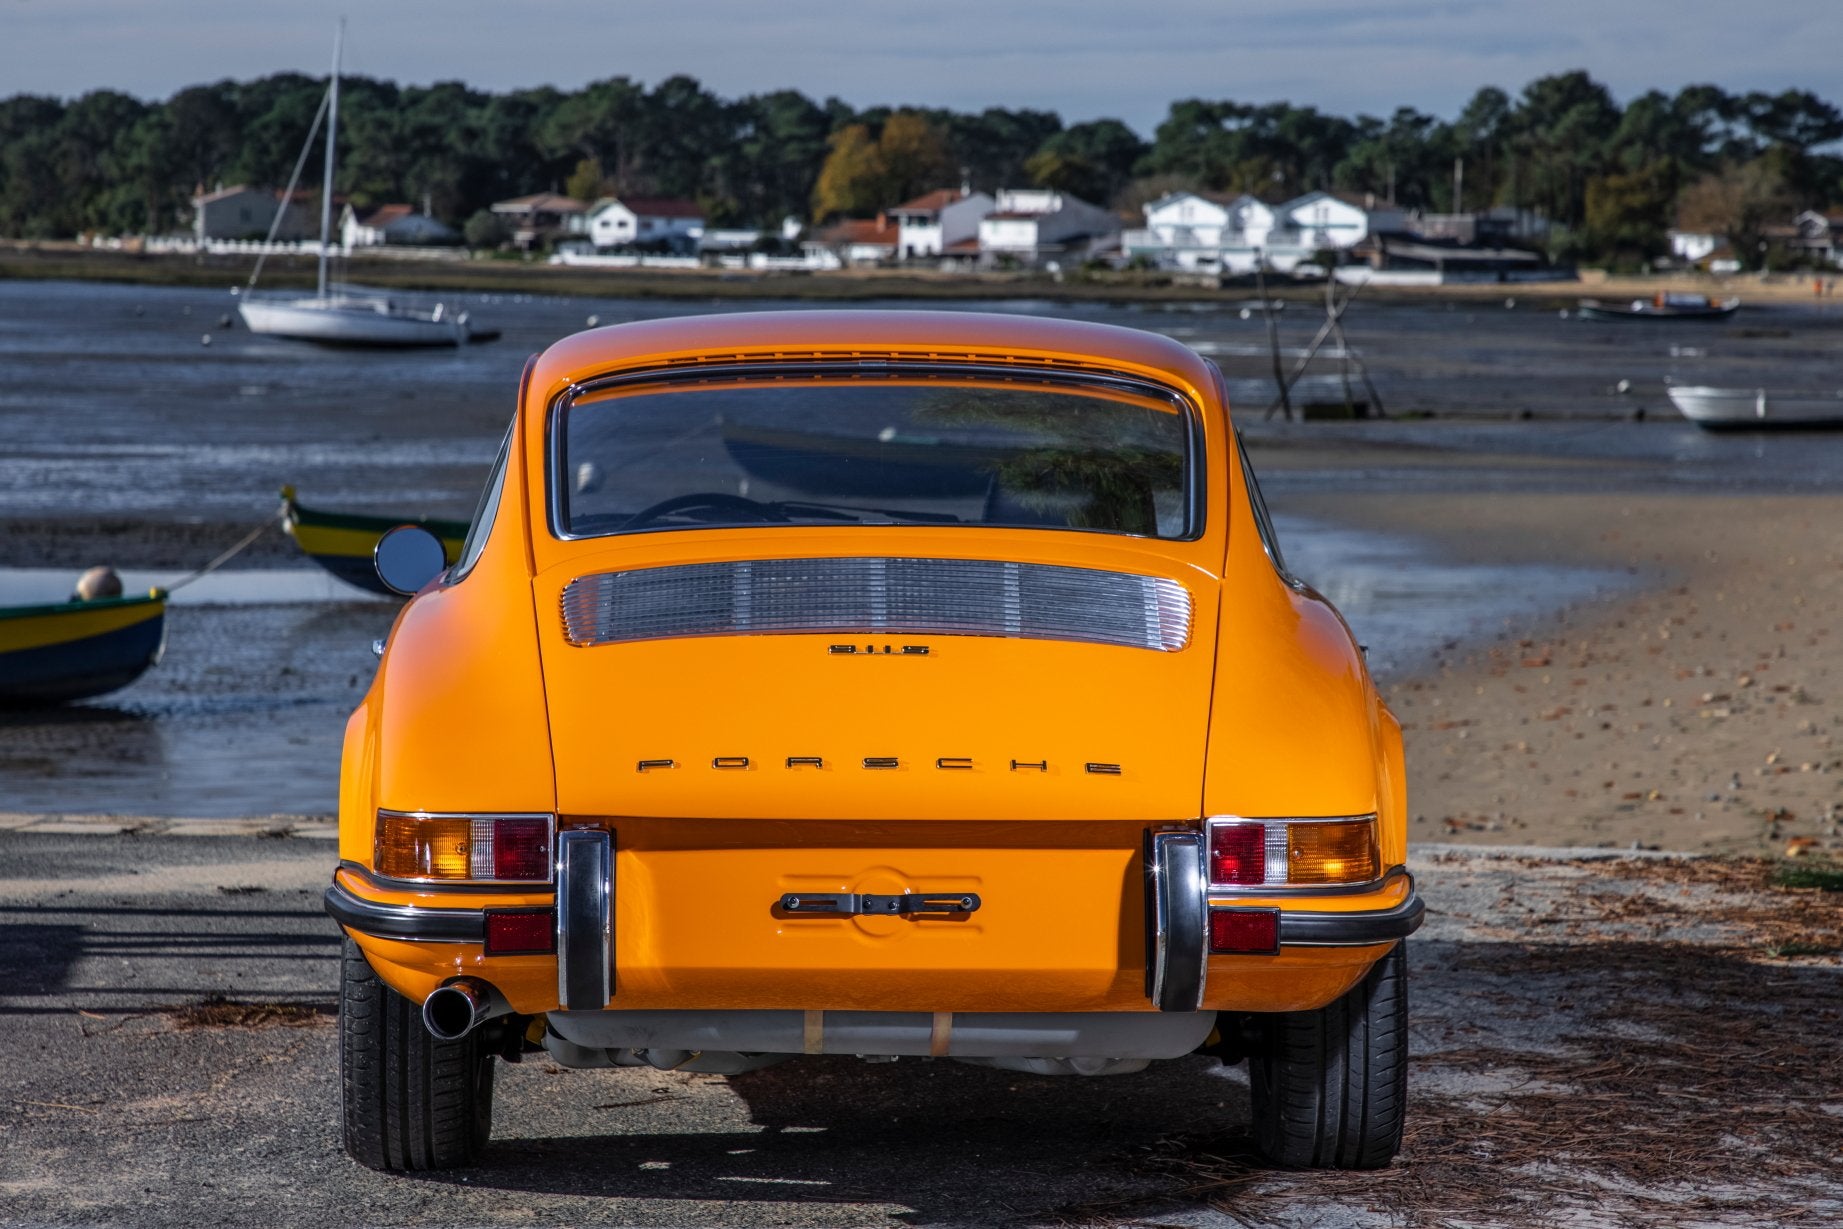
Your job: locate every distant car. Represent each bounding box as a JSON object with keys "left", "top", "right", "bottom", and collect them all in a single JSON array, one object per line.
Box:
[{"left": 325, "top": 310, "right": 1421, "bottom": 1172}]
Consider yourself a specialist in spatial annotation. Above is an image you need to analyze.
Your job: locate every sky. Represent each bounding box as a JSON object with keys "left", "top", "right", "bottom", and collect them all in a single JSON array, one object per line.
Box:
[{"left": 5, "top": 0, "right": 1842, "bottom": 134}]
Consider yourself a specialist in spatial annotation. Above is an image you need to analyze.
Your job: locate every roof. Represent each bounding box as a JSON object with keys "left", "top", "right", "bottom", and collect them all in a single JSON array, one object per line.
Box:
[
  {"left": 527, "top": 311, "right": 1219, "bottom": 412},
  {"left": 194, "top": 184, "right": 262, "bottom": 205},
  {"left": 888, "top": 188, "right": 965, "bottom": 218},
  {"left": 357, "top": 204, "right": 415, "bottom": 227},
  {"left": 492, "top": 193, "right": 588, "bottom": 214},
  {"left": 819, "top": 218, "right": 898, "bottom": 246},
  {"left": 608, "top": 196, "right": 704, "bottom": 219}
]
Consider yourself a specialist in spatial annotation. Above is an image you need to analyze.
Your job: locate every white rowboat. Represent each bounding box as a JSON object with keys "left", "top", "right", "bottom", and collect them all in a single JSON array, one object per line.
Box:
[{"left": 1667, "top": 385, "right": 1843, "bottom": 429}]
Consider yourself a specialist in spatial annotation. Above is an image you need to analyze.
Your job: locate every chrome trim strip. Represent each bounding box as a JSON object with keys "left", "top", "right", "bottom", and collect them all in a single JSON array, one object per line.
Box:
[
  {"left": 559, "top": 558, "right": 1194, "bottom": 652},
  {"left": 1274, "top": 891, "right": 1426, "bottom": 946},
  {"left": 337, "top": 859, "right": 559, "bottom": 897},
  {"left": 372, "top": 811, "right": 556, "bottom": 887},
  {"left": 544, "top": 358, "right": 1207, "bottom": 545},
  {"left": 557, "top": 830, "right": 612, "bottom": 1010},
  {"left": 323, "top": 880, "right": 483, "bottom": 943},
  {"left": 1145, "top": 829, "right": 1207, "bottom": 1011}
]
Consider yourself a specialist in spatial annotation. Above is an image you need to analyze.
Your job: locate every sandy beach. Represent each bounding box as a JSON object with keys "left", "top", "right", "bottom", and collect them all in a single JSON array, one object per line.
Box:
[{"left": 1280, "top": 487, "right": 1843, "bottom": 856}]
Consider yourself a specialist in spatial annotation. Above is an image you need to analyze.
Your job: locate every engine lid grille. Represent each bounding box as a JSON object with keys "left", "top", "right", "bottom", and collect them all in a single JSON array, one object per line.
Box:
[{"left": 559, "top": 557, "right": 1193, "bottom": 651}]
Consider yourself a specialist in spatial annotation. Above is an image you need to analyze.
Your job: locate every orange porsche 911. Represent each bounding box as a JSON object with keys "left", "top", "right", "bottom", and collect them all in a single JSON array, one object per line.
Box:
[{"left": 325, "top": 310, "right": 1421, "bottom": 1173}]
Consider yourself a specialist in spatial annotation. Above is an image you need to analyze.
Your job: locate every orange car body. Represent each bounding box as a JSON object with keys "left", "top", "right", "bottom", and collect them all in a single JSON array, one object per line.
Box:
[{"left": 329, "top": 310, "right": 1417, "bottom": 1043}]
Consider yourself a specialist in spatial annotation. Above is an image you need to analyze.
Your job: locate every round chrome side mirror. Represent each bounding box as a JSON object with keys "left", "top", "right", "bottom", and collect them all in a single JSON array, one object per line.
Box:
[{"left": 374, "top": 525, "right": 447, "bottom": 596}]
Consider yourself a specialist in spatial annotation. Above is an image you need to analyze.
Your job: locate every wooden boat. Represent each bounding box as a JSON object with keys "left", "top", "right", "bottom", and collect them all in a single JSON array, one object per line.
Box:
[
  {"left": 0, "top": 590, "right": 167, "bottom": 704},
  {"left": 1667, "top": 385, "right": 1843, "bottom": 430},
  {"left": 1577, "top": 293, "right": 1739, "bottom": 322},
  {"left": 281, "top": 486, "right": 469, "bottom": 596}
]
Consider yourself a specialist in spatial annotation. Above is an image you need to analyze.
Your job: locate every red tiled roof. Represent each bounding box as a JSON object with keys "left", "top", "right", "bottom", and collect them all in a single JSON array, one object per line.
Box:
[
  {"left": 820, "top": 218, "right": 898, "bottom": 246},
  {"left": 889, "top": 188, "right": 964, "bottom": 217},
  {"left": 358, "top": 203, "right": 415, "bottom": 226}
]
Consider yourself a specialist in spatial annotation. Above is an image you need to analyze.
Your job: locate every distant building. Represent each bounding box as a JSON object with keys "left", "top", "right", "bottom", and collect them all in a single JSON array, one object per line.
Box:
[
  {"left": 585, "top": 197, "right": 705, "bottom": 251},
  {"left": 1280, "top": 191, "right": 1407, "bottom": 250},
  {"left": 886, "top": 187, "right": 995, "bottom": 259},
  {"left": 1669, "top": 229, "right": 1723, "bottom": 265},
  {"left": 191, "top": 185, "right": 314, "bottom": 243},
  {"left": 976, "top": 188, "right": 1119, "bottom": 265},
  {"left": 489, "top": 193, "right": 589, "bottom": 250},
  {"left": 805, "top": 215, "right": 900, "bottom": 266},
  {"left": 1784, "top": 210, "right": 1843, "bottom": 267},
  {"left": 339, "top": 203, "right": 458, "bottom": 250},
  {"left": 1126, "top": 192, "right": 1284, "bottom": 272}
]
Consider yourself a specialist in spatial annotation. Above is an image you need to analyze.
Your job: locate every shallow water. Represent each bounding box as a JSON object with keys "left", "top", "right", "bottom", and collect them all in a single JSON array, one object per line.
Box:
[
  {"left": 0, "top": 277, "right": 1836, "bottom": 817},
  {"left": 0, "top": 520, "right": 1615, "bottom": 817}
]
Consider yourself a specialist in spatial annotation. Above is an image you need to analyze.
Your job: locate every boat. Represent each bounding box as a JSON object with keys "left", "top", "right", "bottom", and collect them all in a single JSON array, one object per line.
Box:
[
  {"left": 281, "top": 486, "right": 469, "bottom": 595},
  {"left": 236, "top": 23, "right": 492, "bottom": 348},
  {"left": 1666, "top": 385, "right": 1843, "bottom": 430},
  {"left": 1577, "top": 293, "right": 1739, "bottom": 322},
  {"left": 0, "top": 590, "right": 167, "bottom": 704}
]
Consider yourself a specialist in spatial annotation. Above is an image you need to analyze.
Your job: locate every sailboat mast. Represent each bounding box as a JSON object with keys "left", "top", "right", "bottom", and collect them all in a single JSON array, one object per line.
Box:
[{"left": 318, "top": 21, "right": 343, "bottom": 300}]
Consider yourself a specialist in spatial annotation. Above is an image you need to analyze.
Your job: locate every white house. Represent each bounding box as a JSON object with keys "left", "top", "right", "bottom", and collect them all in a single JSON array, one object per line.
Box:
[
  {"left": 976, "top": 188, "right": 1119, "bottom": 265},
  {"left": 1279, "top": 191, "right": 1406, "bottom": 251},
  {"left": 339, "top": 203, "right": 458, "bottom": 250},
  {"left": 1128, "top": 192, "right": 1286, "bottom": 272},
  {"left": 585, "top": 196, "right": 705, "bottom": 251},
  {"left": 1669, "top": 230, "right": 1722, "bottom": 264},
  {"left": 192, "top": 185, "right": 314, "bottom": 243},
  {"left": 887, "top": 187, "right": 996, "bottom": 259}
]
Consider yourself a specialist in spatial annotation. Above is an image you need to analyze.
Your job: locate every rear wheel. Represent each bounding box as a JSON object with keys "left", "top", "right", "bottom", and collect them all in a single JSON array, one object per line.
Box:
[
  {"left": 339, "top": 938, "right": 494, "bottom": 1171},
  {"left": 1245, "top": 941, "right": 1408, "bottom": 1169}
]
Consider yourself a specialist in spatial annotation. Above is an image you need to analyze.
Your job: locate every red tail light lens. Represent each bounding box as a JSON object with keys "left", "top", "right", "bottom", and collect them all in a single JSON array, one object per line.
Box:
[
  {"left": 1209, "top": 908, "right": 1280, "bottom": 954},
  {"left": 485, "top": 909, "right": 556, "bottom": 956},
  {"left": 1208, "top": 821, "right": 1265, "bottom": 886},
  {"left": 492, "top": 818, "right": 553, "bottom": 881}
]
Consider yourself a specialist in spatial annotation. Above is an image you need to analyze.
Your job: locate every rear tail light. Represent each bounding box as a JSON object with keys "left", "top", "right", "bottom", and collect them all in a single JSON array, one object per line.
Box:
[
  {"left": 1209, "top": 908, "right": 1280, "bottom": 954},
  {"left": 1205, "top": 815, "right": 1379, "bottom": 888},
  {"left": 374, "top": 811, "right": 555, "bottom": 883},
  {"left": 1207, "top": 821, "right": 1266, "bottom": 885}
]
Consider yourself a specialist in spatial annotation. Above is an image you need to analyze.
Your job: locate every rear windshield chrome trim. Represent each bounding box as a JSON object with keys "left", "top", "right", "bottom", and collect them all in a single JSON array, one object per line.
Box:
[{"left": 544, "top": 358, "right": 1207, "bottom": 545}]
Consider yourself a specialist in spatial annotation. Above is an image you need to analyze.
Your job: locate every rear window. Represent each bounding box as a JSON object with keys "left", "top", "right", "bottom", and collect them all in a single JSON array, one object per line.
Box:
[{"left": 554, "top": 373, "right": 1196, "bottom": 540}]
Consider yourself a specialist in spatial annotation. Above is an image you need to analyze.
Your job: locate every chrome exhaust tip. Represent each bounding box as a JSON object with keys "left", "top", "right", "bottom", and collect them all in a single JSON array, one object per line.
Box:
[{"left": 422, "top": 978, "right": 500, "bottom": 1041}]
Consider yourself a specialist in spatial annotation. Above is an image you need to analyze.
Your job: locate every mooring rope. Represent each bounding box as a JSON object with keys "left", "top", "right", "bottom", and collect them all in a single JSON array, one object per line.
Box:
[{"left": 160, "top": 507, "right": 287, "bottom": 593}]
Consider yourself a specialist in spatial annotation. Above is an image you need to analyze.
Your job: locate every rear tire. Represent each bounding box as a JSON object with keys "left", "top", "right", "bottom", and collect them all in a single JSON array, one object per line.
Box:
[
  {"left": 1246, "top": 940, "right": 1408, "bottom": 1169},
  {"left": 339, "top": 938, "right": 494, "bottom": 1171}
]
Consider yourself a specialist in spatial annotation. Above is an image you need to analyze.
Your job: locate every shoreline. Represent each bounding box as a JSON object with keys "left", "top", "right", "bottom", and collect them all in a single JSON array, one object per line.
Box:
[
  {"left": 1283, "top": 488, "right": 1843, "bottom": 858},
  {"left": 0, "top": 242, "right": 1827, "bottom": 306}
]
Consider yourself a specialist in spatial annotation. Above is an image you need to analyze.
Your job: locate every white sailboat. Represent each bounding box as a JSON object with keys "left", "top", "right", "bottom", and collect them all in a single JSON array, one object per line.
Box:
[{"left": 236, "top": 23, "right": 488, "bottom": 348}]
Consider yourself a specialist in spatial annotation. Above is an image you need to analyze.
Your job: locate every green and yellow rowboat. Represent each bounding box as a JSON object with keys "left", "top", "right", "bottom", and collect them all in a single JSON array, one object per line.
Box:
[
  {"left": 0, "top": 590, "right": 168, "bottom": 704},
  {"left": 280, "top": 487, "right": 469, "bottom": 597}
]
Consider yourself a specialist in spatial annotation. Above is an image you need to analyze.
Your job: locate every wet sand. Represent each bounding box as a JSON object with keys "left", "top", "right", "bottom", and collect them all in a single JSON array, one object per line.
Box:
[{"left": 1283, "top": 488, "right": 1843, "bottom": 856}]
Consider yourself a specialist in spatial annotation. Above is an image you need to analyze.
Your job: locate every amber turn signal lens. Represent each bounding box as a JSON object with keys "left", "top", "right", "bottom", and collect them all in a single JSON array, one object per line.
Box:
[
  {"left": 376, "top": 815, "right": 472, "bottom": 880},
  {"left": 1285, "top": 819, "right": 1380, "bottom": 886}
]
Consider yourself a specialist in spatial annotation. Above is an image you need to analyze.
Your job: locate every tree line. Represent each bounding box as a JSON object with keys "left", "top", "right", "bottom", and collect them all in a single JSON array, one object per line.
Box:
[{"left": 1, "top": 69, "right": 1839, "bottom": 265}]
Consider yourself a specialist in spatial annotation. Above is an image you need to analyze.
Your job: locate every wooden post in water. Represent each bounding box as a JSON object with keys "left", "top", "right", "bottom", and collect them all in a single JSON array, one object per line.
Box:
[{"left": 1256, "top": 259, "right": 1292, "bottom": 421}]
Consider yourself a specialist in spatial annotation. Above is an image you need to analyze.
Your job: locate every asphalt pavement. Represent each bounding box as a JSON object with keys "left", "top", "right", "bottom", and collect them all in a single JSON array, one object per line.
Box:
[{"left": 1, "top": 827, "right": 1837, "bottom": 1229}]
